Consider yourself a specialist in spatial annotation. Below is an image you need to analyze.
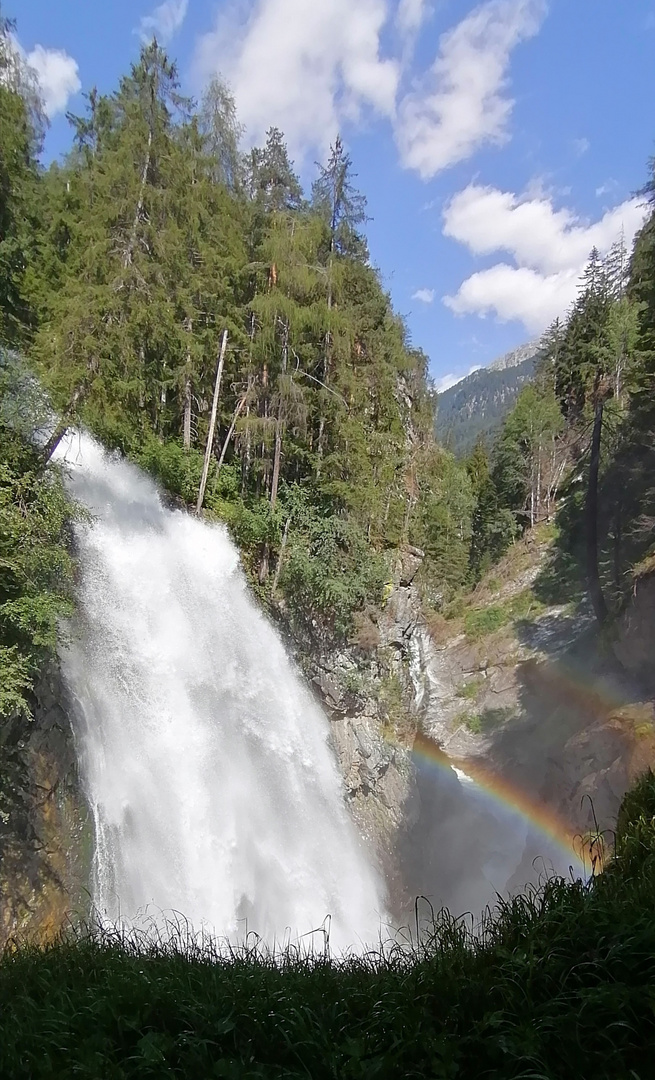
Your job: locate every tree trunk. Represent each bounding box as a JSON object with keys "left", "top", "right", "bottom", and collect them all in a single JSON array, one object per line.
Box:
[
  {"left": 536, "top": 451, "right": 541, "bottom": 526},
  {"left": 241, "top": 402, "right": 251, "bottom": 496},
  {"left": 196, "top": 330, "right": 228, "bottom": 514},
  {"left": 183, "top": 377, "right": 192, "bottom": 449},
  {"left": 43, "top": 384, "right": 86, "bottom": 463},
  {"left": 183, "top": 320, "right": 193, "bottom": 450},
  {"left": 316, "top": 416, "right": 325, "bottom": 479},
  {"left": 216, "top": 388, "right": 249, "bottom": 480},
  {"left": 272, "top": 516, "right": 291, "bottom": 593},
  {"left": 270, "top": 321, "right": 289, "bottom": 510},
  {"left": 123, "top": 127, "right": 152, "bottom": 269},
  {"left": 613, "top": 503, "right": 623, "bottom": 593},
  {"left": 270, "top": 419, "right": 282, "bottom": 510},
  {"left": 586, "top": 394, "right": 608, "bottom": 625}
]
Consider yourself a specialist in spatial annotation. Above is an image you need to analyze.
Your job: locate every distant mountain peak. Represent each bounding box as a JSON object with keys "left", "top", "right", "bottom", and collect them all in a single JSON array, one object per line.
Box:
[
  {"left": 435, "top": 342, "right": 541, "bottom": 456},
  {"left": 488, "top": 341, "right": 540, "bottom": 373}
]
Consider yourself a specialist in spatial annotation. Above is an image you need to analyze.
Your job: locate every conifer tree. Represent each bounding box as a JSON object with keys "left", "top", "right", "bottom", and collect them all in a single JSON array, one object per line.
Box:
[
  {"left": 245, "top": 128, "right": 303, "bottom": 214},
  {"left": 0, "top": 16, "right": 43, "bottom": 345}
]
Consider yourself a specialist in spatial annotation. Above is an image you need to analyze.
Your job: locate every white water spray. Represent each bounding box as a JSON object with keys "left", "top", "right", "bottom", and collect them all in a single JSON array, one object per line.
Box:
[{"left": 55, "top": 433, "right": 383, "bottom": 949}]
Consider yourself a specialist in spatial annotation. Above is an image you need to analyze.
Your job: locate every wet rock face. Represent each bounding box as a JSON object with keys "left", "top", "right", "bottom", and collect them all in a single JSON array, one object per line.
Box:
[
  {"left": 614, "top": 573, "right": 655, "bottom": 695},
  {"left": 0, "top": 664, "right": 90, "bottom": 946},
  {"left": 295, "top": 550, "right": 426, "bottom": 916},
  {"left": 415, "top": 590, "right": 655, "bottom": 847}
]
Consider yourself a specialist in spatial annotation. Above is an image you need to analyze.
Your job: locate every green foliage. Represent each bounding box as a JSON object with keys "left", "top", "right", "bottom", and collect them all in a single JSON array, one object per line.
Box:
[
  {"left": 458, "top": 709, "right": 482, "bottom": 733},
  {"left": 458, "top": 707, "right": 513, "bottom": 734},
  {"left": 0, "top": 645, "right": 32, "bottom": 718},
  {"left": 0, "top": 17, "right": 44, "bottom": 345},
  {"left": 464, "top": 605, "right": 509, "bottom": 641},
  {"left": 376, "top": 672, "right": 406, "bottom": 735},
  {"left": 611, "top": 769, "right": 655, "bottom": 881},
  {"left": 281, "top": 513, "right": 387, "bottom": 639},
  {"left": 134, "top": 437, "right": 204, "bottom": 505},
  {"left": 459, "top": 213, "right": 655, "bottom": 620},
  {"left": 0, "top": 366, "right": 75, "bottom": 716},
  {"left": 0, "top": 33, "right": 441, "bottom": 637},
  {"left": 420, "top": 451, "right": 474, "bottom": 598},
  {"left": 456, "top": 678, "right": 482, "bottom": 700},
  {"left": 3, "top": 772, "right": 655, "bottom": 1078}
]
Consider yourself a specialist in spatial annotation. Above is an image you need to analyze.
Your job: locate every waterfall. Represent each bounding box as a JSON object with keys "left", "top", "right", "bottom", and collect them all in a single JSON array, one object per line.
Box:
[{"left": 54, "top": 433, "right": 384, "bottom": 950}]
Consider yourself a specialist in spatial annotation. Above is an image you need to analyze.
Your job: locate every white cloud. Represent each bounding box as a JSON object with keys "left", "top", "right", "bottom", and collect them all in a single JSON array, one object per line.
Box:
[
  {"left": 412, "top": 287, "right": 435, "bottom": 303},
  {"left": 435, "top": 365, "right": 481, "bottom": 392},
  {"left": 194, "top": 0, "right": 399, "bottom": 161},
  {"left": 443, "top": 183, "right": 645, "bottom": 274},
  {"left": 444, "top": 263, "right": 580, "bottom": 333},
  {"left": 397, "top": 0, "right": 430, "bottom": 35},
  {"left": 394, "top": 0, "right": 547, "bottom": 179},
  {"left": 139, "top": 0, "right": 189, "bottom": 44},
  {"left": 24, "top": 44, "right": 80, "bottom": 118},
  {"left": 194, "top": 0, "right": 546, "bottom": 172},
  {"left": 442, "top": 183, "right": 647, "bottom": 332},
  {"left": 596, "top": 179, "right": 618, "bottom": 198},
  {"left": 572, "top": 136, "right": 590, "bottom": 157}
]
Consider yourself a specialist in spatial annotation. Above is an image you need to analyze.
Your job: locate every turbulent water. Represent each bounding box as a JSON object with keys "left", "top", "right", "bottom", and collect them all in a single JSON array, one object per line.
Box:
[{"left": 55, "top": 433, "right": 383, "bottom": 950}]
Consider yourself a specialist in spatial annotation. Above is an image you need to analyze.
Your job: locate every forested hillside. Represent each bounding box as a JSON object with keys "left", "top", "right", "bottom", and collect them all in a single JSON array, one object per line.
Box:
[
  {"left": 461, "top": 228, "right": 655, "bottom": 617},
  {"left": 0, "top": 19, "right": 480, "bottom": 717},
  {"left": 434, "top": 342, "right": 539, "bottom": 455},
  {"left": 3, "top": 4, "right": 655, "bottom": 717}
]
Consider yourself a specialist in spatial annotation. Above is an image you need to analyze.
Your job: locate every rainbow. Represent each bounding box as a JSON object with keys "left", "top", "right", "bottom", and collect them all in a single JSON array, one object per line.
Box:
[{"left": 411, "top": 731, "right": 589, "bottom": 876}]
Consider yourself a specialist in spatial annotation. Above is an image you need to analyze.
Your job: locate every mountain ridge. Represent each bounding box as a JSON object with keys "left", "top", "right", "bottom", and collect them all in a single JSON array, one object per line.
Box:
[{"left": 435, "top": 342, "right": 541, "bottom": 455}]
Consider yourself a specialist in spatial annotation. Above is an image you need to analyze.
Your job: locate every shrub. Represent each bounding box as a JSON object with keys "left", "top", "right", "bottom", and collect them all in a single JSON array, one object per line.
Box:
[
  {"left": 281, "top": 516, "right": 387, "bottom": 639},
  {"left": 464, "top": 605, "right": 508, "bottom": 640},
  {"left": 456, "top": 678, "right": 482, "bottom": 700},
  {"left": 351, "top": 610, "right": 380, "bottom": 653}
]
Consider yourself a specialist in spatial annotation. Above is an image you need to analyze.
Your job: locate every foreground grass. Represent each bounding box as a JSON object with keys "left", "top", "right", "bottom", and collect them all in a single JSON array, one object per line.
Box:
[{"left": 2, "top": 776, "right": 655, "bottom": 1079}]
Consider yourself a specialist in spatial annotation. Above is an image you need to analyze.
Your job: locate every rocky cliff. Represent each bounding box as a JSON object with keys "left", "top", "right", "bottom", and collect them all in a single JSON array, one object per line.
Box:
[
  {"left": 302, "top": 531, "right": 655, "bottom": 917},
  {"left": 5, "top": 541, "right": 655, "bottom": 941},
  {"left": 0, "top": 665, "right": 90, "bottom": 946}
]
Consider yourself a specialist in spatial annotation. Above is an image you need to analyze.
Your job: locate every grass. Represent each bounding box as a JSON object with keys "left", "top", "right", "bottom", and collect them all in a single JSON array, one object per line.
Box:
[
  {"left": 463, "top": 590, "right": 547, "bottom": 643},
  {"left": 458, "top": 709, "right": 483, "bottom": 733},
  {"left": 456, "top": 677, "right": 483, "bottom": 700},
  {"left": 457, "top": 705, "right": 514, "bottom": 735},
  {"left": 2, "top": 773, "right": 655, "bottom": 1078},
  {"left": 464, "top": 604, "right": 509, "bottom": 640}
]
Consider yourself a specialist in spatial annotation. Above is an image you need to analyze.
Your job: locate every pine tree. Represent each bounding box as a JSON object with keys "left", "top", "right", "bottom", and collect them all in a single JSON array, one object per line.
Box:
[
  {"left": 199, "top": 77, "right": 244, "bottom": 191},
  {"left": 0, "top": 17, "right": 43, "bottom": 345},
  {"left": 245, "top": 128, "right": 303, "bottom": 214}
]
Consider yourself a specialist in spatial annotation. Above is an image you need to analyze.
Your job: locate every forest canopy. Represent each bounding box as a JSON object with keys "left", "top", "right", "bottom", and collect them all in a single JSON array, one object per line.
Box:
[{"left": 2, "top": 11, "right": 655, "bottom": 715}]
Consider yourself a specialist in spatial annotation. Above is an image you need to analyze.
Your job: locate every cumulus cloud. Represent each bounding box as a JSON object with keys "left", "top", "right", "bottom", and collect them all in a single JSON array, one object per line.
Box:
[
  {"left": 138, "top": 0, "right": 189, "bottom": 44},
  {"left": 443, "top": 184, "right": 645, "bottom": 274},
  {"left": 435, "top": 365, "right": 481, "bottom": 393},
  {"left": 394, "top": 0, "right": 546, "bottom": 179},
  {"left": 444, "top": 264, "right": 580, "bottom": 333},
  {"left": 442, "top": 183, "right": 647, "bottom": 332},
  {"left": 396, "top": 0, "right": 430, "bottom": 35},
  {"left": 413, "top": 287, "right": 435, "bottom": 303},
  {"left": 194, "top": 0, "right": 547, "bottom": 170},
  {"left": 194, "top": 0, "right": 399, "bottom": 160},
  {"left": 24, "top": 44, "right": 80, "bottom": 118}
]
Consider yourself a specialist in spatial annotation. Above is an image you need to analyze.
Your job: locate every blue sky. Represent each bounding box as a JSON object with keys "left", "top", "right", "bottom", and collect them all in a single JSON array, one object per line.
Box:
[{"left": 11, "top": 0, "right": 655, "bottom": 388}]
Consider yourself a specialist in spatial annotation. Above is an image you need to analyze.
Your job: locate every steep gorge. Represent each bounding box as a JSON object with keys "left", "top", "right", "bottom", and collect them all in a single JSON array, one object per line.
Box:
[{"left": 5, "top": 500, "right": 655, "bottom": 945}]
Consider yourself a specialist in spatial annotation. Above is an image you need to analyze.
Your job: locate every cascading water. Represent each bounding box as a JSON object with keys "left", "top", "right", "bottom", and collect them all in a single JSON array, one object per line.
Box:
[{"left": 54, "top": 432, "right": 384, "bottom": 949}]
